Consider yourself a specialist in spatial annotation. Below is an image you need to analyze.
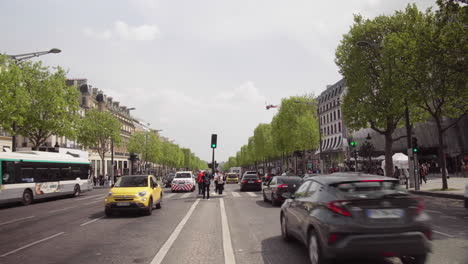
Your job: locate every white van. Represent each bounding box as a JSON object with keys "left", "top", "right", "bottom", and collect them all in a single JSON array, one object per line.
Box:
[{"left": 230, "top": 167, "right": 242, "bottom": 177}]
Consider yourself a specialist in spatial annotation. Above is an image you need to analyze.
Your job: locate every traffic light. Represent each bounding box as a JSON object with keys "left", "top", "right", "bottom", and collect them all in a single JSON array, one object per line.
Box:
[
  {"left": 211, "top": 134, "right": 217, "bottom": 148},
  {"left": 412, "top": 137, "right": 419, "bottom": 153},
  {"left": 208, "top": 162, "right": 212, "bottom": 169},
  {"left": 349, "top": 141, "right": 356, "bottom": 147}
]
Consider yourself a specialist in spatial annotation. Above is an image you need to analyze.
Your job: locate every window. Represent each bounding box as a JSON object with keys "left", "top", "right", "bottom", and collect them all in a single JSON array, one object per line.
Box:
[
  {"left": 295, "top": 181, "right": 311, "bottom": 198},
  {"left": 1, "top": 161, "right": 16, "bottom": 184},
  {"left": 20, "top": 168, "right": 35, "bottom": 183},
  {"left": 338, "top": 122, "right": 342, "bottom": 132},
  {"left": 334, "top": 111, "right": 337, "bottom": 121},
  {"left": 334, "top": 124, "right": 337, "bottom": 134},
  {"left": 338, "top": 109, "right": 341, "bottom": 119},
  {"left": 307, "top": 181, "right": 321, "bottom": 197}
]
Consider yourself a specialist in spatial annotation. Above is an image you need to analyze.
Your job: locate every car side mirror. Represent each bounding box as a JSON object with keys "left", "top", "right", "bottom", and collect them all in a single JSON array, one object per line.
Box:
[{"left": 282, "top": 192, "right": 294, "bottom": 199}]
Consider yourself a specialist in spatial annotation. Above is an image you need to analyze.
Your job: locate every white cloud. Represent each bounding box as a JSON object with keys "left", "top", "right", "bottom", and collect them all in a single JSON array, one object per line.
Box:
[{"left": 83, "top": 21, "right": 159, "bottom": 41}]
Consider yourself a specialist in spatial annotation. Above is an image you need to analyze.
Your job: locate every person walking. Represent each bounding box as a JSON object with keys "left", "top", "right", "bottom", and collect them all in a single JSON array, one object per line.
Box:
[
  {"left": 215, "top": 172, "right": 225, "bottom": 195},
  {"left": 202, "top": 171, "right": 211, "bottom": 200},
  {"left": 393, "top": 166, "right": 400, "bottom": 180},
  {"left": 197, "top": 171, "right": 204, "bottom": 195},
  {"left": 214, "top": 171, "right": 219, "bottom": 193}
]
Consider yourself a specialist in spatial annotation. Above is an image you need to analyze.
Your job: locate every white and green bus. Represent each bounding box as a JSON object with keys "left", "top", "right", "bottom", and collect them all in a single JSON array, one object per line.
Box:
[{"left": 0, "top": 151, "right": 93, "bottom": 205}]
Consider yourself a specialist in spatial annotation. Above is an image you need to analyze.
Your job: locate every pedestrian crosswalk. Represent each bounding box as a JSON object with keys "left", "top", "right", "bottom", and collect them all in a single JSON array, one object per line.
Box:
[{"left": 163, "top": 190, "right": 261, "bottom": 200}]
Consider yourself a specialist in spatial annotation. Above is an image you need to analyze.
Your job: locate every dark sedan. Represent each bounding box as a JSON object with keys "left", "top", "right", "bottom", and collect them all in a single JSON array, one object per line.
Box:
[
  {"left": 263, "top": 176, "right": 302, "bottom": 206},
  {"left": 240, "top": 174, "right": 262, "bottom": 192},
  {"left": 280, "top": 173, "right": 432, "bottom": 264}
]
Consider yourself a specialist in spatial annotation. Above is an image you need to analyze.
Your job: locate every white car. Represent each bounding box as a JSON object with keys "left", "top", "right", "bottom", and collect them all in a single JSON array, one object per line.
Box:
[
  {"left": 464, "top": 182, "right": 468, "bottom": 209},
  {"left": 171, "top": 171, "right": 196, "bottom": 192}
]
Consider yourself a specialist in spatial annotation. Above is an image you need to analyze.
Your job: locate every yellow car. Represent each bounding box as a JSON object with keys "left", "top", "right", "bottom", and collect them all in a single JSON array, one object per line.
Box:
[
  {"left": 226, "top": 173, "right": 239, "bottom": 184},
  {"left": 105, "top": 175, "right": 162, "bottom": 216}
]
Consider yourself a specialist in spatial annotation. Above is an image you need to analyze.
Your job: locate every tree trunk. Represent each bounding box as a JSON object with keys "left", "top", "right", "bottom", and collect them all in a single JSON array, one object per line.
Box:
[
  {"left": 384, "top": 132, "right": 394, "bottom": 177},
  {"left": 303, "top": 150, "right": 307, "bottom": 174},
  {"left": 436, "top": 119, "right": 448, "bottom": 190}
]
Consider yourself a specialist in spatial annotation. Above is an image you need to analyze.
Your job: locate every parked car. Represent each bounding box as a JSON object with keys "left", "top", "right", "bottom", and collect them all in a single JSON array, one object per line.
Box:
[
  {"left": 105, "top": 175, "right": 162, "bottom": 216},
  {"left": 240, "top": 172, "right": 262, "bottom": 192},
  {"left": 263, "top": 176, "right": 303, "bottom": 206},
  {"left": 226, "top": 173, "right": 239, "bottom": 184},
  {"left": 171, "top": 171, "right": 196, "bottom": 192},
  {"left": 280, "top": 173, "right": 432, "bottom": 264}
]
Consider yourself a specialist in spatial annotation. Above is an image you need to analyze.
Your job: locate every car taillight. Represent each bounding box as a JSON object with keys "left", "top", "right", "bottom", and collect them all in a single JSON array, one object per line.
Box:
[
  {"left": 277, "top": 184, "right": 288, "bottom": 188},
  {"left": 328, "top": 233, "right": 338, "bottom": 245},
  {"left": 327, "top": 201, "right": 351, "bottom": 217},
  {"left": 241, "top": 180, "right": 247, "bottom": 183},
  {"left": 256, "top": 180, "right": 262, "bottom": 183}
]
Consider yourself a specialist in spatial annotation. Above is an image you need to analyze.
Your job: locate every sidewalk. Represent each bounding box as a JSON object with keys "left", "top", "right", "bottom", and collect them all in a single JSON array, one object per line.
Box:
[{"left": 408, "top": 176, "right": 467, "bottom": 200}]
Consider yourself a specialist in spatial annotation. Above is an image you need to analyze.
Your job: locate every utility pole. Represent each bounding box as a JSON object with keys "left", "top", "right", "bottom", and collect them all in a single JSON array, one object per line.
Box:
[
  {"left": 405, "top": 101, "right": 418, "bottom": 190},
  {"left": 110, "top": 139, "right": 114, "bottom": 186}
]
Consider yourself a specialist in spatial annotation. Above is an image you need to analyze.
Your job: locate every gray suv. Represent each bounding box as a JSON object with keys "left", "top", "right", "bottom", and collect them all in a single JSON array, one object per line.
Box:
[{"left": 280, "top": 173, "right": 432, "bottom": 264}]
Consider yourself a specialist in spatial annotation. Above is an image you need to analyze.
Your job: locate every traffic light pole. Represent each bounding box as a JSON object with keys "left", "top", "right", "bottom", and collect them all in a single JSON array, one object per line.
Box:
[
  {"left": 211, "top": 148, "right": 215, "bottom": 176},
  {"left": 404, "top": 102, "right": 418, "bottom": 190}
]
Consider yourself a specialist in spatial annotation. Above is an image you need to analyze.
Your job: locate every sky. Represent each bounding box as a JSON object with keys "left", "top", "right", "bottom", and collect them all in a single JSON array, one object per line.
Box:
[{"left": 0, "top": 0, "right": 436, "bottom": 162}]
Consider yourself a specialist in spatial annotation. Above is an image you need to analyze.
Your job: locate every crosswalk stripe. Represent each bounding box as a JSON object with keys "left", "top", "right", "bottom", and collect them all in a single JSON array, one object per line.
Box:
[
  {"left": 231, "top": 192, "right": 241, "bottom": 197},
  {"left": 246, "top": 192, "right": 257, "bottom": 197}
]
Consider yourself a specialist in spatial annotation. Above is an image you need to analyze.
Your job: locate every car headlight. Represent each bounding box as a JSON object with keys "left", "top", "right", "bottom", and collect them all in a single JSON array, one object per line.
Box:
[
  {"left": 107, "top": 192, "right": 113, "bottom": 197},
  {"left": 138, "top": 191, "right": 147, "bottom": 197}
]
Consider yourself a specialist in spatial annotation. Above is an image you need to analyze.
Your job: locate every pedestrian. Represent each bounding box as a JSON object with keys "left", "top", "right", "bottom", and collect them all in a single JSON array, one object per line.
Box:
[
  {"left": 93, "top": 174, "right": 97, "bottom": 186},
  {"left": 420, "top": 163, "right": 427, "bottom": 184},
  {"left": 197, "top": 171, "right": 204, "bottom": 195},
  {"left": 393, "top": 166, "right": 400, "bottom": 179},
  {"left": 214, "top": 171, "right": 219, "bottom": 193},
  {"left": 215, "top": 172, "right": 225, "bottom": 195},
  {"left": 202, "top": 171, "right": 211, "bottom": 200}
]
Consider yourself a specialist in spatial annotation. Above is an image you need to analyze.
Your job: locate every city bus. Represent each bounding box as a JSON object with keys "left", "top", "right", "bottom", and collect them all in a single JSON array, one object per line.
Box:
[{"left": 0, "top": 151, "right": 93, "bottom": 205}]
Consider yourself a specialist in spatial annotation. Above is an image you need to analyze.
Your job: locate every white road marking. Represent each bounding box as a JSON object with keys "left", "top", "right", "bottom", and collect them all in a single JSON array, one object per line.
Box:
[
  {"left": 49, "top": 206, "right": 78, "bottom": 213},
  {"left": 180, "top": 193, "right": 192, "bottom": 199},
  {"left": 425, "top": 210, "right": 442, "bottom": 214},
  {"left": 80, "top": 216, "right": 105, "bottom": 227},
  {"left": 0, "top": 216, "right": 35, "bottom": 227},
  {"left": 246, "top": 192, "right": 257, "bottom": 197},
  {"left": 0, "top": 232, "right": 65, "bottom": 257},
  {"left": 433, "top": 230, "right": 455, "bottom": 238},
  {"left": 76, "top": 194, "right": 103, "bottom": 201},
  {"left": 440, "top": 216, "right": 457, "bottom": 219},
  {"left": 150, "top": 199, "right": 200, "bottom": 264},
  {"left": 164, "top": 193, "right": 176, "bottom": 199},
  {"left": 220, "top": 198, "right": 236, "bottom": 264},
  {"left": 84, "top": 200, "right": 102, "bottom": 205},
  {"left": 231, "top": 192, "right": 241, "bottom": 197}
]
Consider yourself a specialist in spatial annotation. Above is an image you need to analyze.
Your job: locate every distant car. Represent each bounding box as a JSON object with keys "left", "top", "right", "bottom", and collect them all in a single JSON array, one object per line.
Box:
[
  {"left": 226, "top": 173, "right": 239, "bottom": 184},
  {"left": 105, "top": 175, "right": 162, "bottom": 216},
  {"left": 263, "top": 176, "right": 303, "bottom": 206},
  {"left": 162, "top": 173, "right": 175, "bottom": 188},
  {"left": 464, "top": 182, "right": 468, "bottom": 209},
  {"left": 240, "top": 173, "right": 262, "bottom": 192},
  {"left": 171, "top": 171, "right": 196, "bottom": 192},
  {"left": 280, "top": 173, "right": 431, "bottom": 264}
]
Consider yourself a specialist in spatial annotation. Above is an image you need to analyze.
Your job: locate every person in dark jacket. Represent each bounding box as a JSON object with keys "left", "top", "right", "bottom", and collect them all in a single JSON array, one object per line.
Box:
[{"left": 202, "top": 171, "right": 211, "bottom": 199}]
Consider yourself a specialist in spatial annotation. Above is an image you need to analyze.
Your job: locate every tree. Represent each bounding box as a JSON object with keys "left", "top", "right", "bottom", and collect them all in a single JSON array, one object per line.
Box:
[
  {"left": 0, "top": 55, "right": 29, "bottom": 132},
  {"left": 397, "top": 1, "right": 468, "bottom": 189},
  {"left": 13, "top": 60, "right": 80, "bottom": 149},
  {"left": 127, "top": 131, "right": 161, "bottom": 173},
  {"left": 335, "top": 13, "right": 411, "bottom": 177},
  {"left": 78, "top": 110, "right": 121, "bottom": 175}
]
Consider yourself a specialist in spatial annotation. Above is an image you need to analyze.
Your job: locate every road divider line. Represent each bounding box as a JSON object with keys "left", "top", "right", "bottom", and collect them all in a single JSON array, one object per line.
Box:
[
  {"left": 180, "top": 193, "right": 192, "bottom": 199},
  {"left": 84, "top": 200, "right": 102, "bottom": 205},
  {"left": 165, "top": 193, "right": 175, "bottom": 199},
  {"left": 231, "top": 192, "right": 240, "bottom": 197},
  {"left": 440, "top": 216, "right": 457, "bottom": 219},
  {"left": 150, "top": 199, "right": 200, "bottom": 264},
  {"left": 0, "top": 216, "right": 35, "bottom": 226},
  {"left": 0, "top": 232, "right": 65, "bottom": 257},
  {"left": 80, "top": 216, "right": 105, "bottom": 227},
  {"left": 220, "top": 198, "right": 236, "bottom": 264},
  {"left": 425, "top": 210, "right": 442, "bottom": 214},
  {"left": 433, "top": 230, "right": 455, "bottom": 238},
  {"left": 76, "top": 194, "right": 103, "bottom": 201},
  {"left": 49, "top": 206, "right": 78, "bottom": 213},
  {"left": 246, "top": 192, "right": 257, "bottom": 197}
]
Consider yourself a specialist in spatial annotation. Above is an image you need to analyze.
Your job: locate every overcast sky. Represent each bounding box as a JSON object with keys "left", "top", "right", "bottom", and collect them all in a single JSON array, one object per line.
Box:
[{"left": 1, "top": 0, "right": 435, "bottom": 162}]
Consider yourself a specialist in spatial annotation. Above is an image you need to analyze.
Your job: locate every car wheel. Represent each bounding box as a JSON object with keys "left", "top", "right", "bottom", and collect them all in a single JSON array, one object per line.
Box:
[
  {"left": 22, "top": 189, "right": 33, "bottom": 206},
  {"left": 280, "top": 214, "right": 291, "bottom": 241},
  {"left": 105, "top": 208, "right": 113, "bottom": 217},
  {"left": 145, "top": 198, "right": 153, "bottom": 216},
  {"left": 156, "top": 197, "right": 162, "bottom": 209},
  {"left": 308, "top": 230, "right": 329, "bottom": 264},
  {"left": 72, "top": 185, "right": 81, "bottom": 197},
  {"left": 401, "top": 254, "right": 427, "bottom": 264}
]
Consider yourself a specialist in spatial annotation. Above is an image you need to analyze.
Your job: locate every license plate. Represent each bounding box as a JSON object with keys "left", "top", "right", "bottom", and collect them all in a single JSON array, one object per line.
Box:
[
  {"left": 248, "top": 181, "right": 254, "bottom": 183},
  {"left": 367, "top": 209, "right": 404, "bottom": 219},
  {"left": 116, "top": 202, "right": 130, "bottom": 206}
]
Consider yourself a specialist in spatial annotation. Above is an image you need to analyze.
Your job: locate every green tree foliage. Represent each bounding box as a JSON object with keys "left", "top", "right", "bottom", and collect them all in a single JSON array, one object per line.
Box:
[
  {"left": 127, "top": 131, "right": 161, "bottom": 170},
  {"left": 0, "top": 55, "right": 29, "bottom": 131},
  {"left": 12, "top": 60, "right": 80, "bottom": 149},
  {"left": 77, "top": 110, "right": 122, "bottom": 172}
]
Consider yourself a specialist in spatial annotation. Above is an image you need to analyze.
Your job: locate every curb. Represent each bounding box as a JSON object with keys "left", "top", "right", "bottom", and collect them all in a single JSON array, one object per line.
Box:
[{"left": 409, "top": 190, "right": 465, "bottom": 200}]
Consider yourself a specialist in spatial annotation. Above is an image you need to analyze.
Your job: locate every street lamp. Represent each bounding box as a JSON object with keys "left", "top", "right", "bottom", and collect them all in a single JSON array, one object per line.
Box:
[{"left": 5, "top": 48, "right": 62, "bottom": 152}]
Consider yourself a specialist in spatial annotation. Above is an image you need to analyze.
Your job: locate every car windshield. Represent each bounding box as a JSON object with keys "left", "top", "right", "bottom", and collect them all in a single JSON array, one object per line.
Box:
[
  {"left": 332, "top": 180, "right": 408, "bottom": 199},
  {"left": 228, "top": 174, "right": 237, "bottom": 178},
  {"left": 243, "top": 175, "right": 258, "bottom": 180},
  {"left": 175, "top": 173, "right": 191, "bottom": 178},
  {"left": 115, "top": 176, "right": 148, "bottom": 187},
  {"left": 277, "top": 177, "right": 302, "bottom": 185}
]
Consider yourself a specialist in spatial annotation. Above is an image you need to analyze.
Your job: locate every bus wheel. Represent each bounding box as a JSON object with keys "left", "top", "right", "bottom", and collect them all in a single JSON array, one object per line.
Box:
[
  {"left": 72, "top": 185, "right": 81, "bottom": 197},
  {"left": 22, "top": 190, "right": 33, "bottom": 206}
]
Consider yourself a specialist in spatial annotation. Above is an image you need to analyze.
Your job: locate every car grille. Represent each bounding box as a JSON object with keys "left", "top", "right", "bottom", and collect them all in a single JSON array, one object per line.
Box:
[
  {"left": 115, "top": 198, "right": 134, "bottom": 201},
  {"left": 113, "top": 195, "right": 135, "bottom": 201}
]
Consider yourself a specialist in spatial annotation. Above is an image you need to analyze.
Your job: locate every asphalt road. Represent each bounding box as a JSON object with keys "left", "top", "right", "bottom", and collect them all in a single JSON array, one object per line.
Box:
[{"left": 0, "top": 184, "right": 467, "bottom": 264}]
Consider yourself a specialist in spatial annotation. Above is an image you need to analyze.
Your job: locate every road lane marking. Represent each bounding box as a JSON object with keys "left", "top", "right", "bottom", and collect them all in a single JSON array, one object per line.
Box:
[
  {"left": 49, "top": 206, "right": 78, "bottom": 213},
  {"left": 180, "top": 193, "right": 192, "bottom": 199},
  {"left": 0, "top": 232, "right": 65, "bottom": 257},
  {"left": 0, "top": 216, "right": 35, "bottom": 226},
  {"left": 246, "top": 192, "right": 257, "bottom": 197},
  {"left": 440, "top": 216, "right": 457, "bottom": 219},
  {"left": 164, "top": 193, "right": 175, "bottom": 199},
  {"left": 425, "top": 210, "right": 442, "bottom": 214},
  {"left": 231, "top": 192, "right": 240, "bottom": 197},
  {"left": 150, "top": 199, "right": 200, "bottom": 264},
  {"left": 220, "top": 198, "right": 236, "bottom": 264},
  {"left": 84, "top": 200, "right": 103, "bottom": 205},
  {"left": 433, "top": 230, "right": 455, "bottom": 238},
  {"left": 80, "top": 216, "right": 105, "bottom": 227},
  {"left": 76, "top": 194, "right": 103, "bottom": 201}
]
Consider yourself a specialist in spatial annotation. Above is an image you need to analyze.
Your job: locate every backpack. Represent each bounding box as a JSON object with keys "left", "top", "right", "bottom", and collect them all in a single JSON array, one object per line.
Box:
[{"left": 203, "top": 174, "right": 211, "bottom": 185}]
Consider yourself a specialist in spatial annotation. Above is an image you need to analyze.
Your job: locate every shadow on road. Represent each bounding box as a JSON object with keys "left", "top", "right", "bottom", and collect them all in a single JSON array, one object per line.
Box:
[
  {"left": 255, "top": 200, "right": 277, "bottom": 209},
  {"left": 261, "top": 235, "right": 308, "bottom": 264}
]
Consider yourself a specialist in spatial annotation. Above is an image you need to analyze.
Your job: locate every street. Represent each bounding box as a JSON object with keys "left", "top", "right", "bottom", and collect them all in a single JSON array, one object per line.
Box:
[{"left": 1, "top": 184, "right": 467, "bottom": 264}]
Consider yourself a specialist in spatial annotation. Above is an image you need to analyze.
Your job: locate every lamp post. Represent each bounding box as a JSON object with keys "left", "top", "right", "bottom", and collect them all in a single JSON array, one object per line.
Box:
[{"left": 5, "top": 48, "right": 62, "bottom": 152}]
